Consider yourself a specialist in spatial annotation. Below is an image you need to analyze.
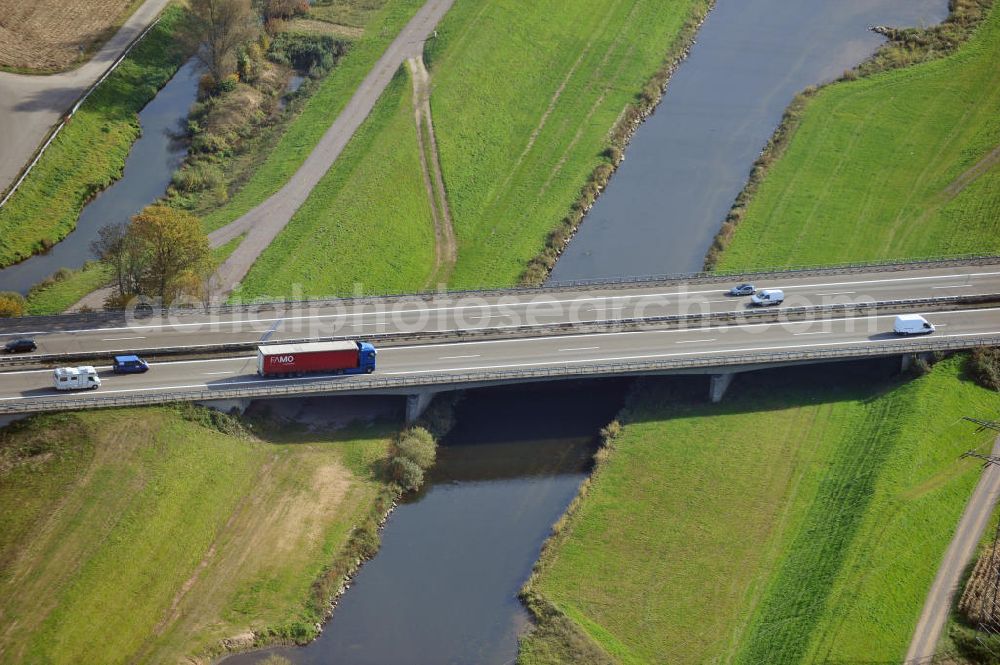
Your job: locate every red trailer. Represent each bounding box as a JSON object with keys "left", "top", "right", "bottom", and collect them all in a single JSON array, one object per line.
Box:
[{"left": 256, "top": 340, "right": 377, "bottom": 376}]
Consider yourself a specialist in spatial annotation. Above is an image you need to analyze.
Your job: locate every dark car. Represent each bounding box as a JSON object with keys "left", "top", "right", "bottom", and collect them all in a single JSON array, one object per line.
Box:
[
  {"left": 4, "top": 338, "right": 37, "bottom": 353},
  {"left": 728, "top": 283, "right": 755, "bottom": 296},
  {"left": 112, "top": 355, "right": 149, "bottom": 374}
]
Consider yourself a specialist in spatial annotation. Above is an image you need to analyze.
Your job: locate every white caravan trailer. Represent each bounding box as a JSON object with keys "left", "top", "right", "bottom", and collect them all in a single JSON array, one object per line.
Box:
[{"left": 53, "top": 366, "right": 102, "bottom": 391}]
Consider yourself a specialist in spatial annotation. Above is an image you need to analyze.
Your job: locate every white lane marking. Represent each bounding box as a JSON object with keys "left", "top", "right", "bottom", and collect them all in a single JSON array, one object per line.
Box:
[
  {"left": 4, "top": 328, "right": 1000, "bottom": 403},
  {"left": 101, "top": 336, "right": 146, "bottom": 341},
  {"left": 559, "top": 346, "right": 599, "bottom": 352},
  {"left": 203, "top": 371, "right": 232, "bottom": 375},
  {"left": 439, "top": 355, "right": 480, "bottom": 360},
  {"left": 815, "top": 291, "right": 855, "bottom": 296},
  {"left": 675, "top": 339, "right": 715, "bottom": 344},
  {"left": 7, "top": 271, "right": 1000, "bottom": 336},
  {"left": 385, "top": 307, "right": 1000, "bottom": 351},
  {"left": 933, "top": 285, "right": 971, "bottom": 289},
  {"left": 381, "top": 330, "right": 1000, "bottom": 377},
  {"left": 794, "top": 331, "right": 832, "bottom": 336}
]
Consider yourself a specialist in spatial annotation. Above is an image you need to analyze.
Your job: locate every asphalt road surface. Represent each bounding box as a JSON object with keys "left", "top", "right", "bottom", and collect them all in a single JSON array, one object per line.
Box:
[
  {"left": 2, "top": 264, "right": 999, "bottom": 357},
  {"left": 0, "top": 0, "right": 172, "bottom": 196},
  {"left": 1, "top": 307, "right": 997, "bottom": 409}
]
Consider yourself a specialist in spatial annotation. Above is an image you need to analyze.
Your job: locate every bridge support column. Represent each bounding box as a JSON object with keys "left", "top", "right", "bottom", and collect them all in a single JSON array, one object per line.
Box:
[
  {"left": 900, "top": 353, "right": 914, "bottom": 373},
  {"left": 197, "top": 398, "right": 251, "bottom": 415},
  {"left": 405, "top": 390, "right": 437, "bottom": 423},
  {"left": 709, "top": 372, "right": 736, "bottom": 403}
]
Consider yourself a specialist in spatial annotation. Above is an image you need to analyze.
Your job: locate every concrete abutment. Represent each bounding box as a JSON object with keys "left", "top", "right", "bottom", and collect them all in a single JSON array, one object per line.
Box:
[{"left": 709, "top": 372, "right": 736, "bottom": 403}]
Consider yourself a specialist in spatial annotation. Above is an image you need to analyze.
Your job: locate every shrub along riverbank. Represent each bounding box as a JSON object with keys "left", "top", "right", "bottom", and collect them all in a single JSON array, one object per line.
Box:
[{"left": 0, "top": 6, "right": 188, "bottom": 270}]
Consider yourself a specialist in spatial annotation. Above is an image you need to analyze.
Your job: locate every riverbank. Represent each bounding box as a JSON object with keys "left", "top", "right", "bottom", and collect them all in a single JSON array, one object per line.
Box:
[
  {"left": 0, "top": 4, "right": 187, "bottom": 270},
  {"left": 0, "top": 404, "right": 396, "bottom": 663},
  {"left": 711, "top": 0, "right": 999, "bottom": 270},
  {"left": 521, "top": 358, "right": 1000, "bottom": 662},
  {"left": 519, "top": 0, "right": 1000, "bottom": 661}
]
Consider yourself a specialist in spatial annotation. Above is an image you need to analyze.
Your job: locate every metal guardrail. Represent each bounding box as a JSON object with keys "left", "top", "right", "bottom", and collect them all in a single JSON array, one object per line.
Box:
[
  {"left": 1, "top": 293, "right": 996, "bottom": 369},
  {"left": 3, "top": 256, "right": 999, "bottom": 331},
  {"left": 2, "top": 335, "right": 998, "bottom": 415}
]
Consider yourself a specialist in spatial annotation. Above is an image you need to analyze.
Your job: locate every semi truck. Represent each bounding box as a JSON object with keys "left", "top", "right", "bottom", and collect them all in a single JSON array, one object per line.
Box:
[{"left": 257, "top": 340, "right": 377, "bottom": 377}]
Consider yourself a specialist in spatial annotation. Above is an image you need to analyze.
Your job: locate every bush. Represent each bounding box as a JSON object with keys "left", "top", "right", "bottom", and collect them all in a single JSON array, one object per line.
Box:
[
  {"left": 396, "top": 427, "right": 437, "bottom": 469},
  {"left": 971, "top": 348, "right": 1000, "bottom": 391},
  {"left": 172, "top": 162, "right": 225, "bottom": 192},
  {"left": 388, "top": 456, "right": 424, "bottom": 491},
  {"left": 269, "top": 33, "right": 346, "bottom": 73},
  {"left": 0, "top": 291, "right": 26, "bottom": 317},
  {"left": 216, "top": 73, "right": 240, "bottom": 94}
]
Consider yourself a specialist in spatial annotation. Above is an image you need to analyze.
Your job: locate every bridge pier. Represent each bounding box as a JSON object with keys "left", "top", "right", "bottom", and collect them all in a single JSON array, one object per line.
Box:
[
  {"left": 901, "top": 352, "right": 935, "bottom": 373},
  {"left": 405, "top": 390, "right": 438, "bottom": 423},
  {"left": 709, "top": 372, "right": 736, "bottom": 403}
]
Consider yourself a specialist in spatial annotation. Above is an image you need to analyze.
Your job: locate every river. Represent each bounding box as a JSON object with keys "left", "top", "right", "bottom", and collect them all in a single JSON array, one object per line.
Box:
[
  {"left": 224, "top": 0, "right": 950, "bottom": 663},
  {"left": 0, "top": 58, "right": 201, "bottom": 295},
  {"left": 223, "top": 381, "right": 627, "bottom": 665},
  {"left": 549, "top": 0, "right": 949, "bottom": 282}
]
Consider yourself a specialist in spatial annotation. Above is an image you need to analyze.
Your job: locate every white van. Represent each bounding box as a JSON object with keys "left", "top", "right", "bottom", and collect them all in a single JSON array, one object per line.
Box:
[
  {"left": 894, "top": 314, "right": 935, "bottom": 335},
  {"left": 53, "top": 366, "right": 102, "bottom": 391},
  {"left": 750, "top": 289, "right": 785, "bottom": 306}
]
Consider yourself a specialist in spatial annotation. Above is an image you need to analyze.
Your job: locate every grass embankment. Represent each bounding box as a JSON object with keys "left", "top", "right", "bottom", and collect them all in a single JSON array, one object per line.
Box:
[
  {"left": 235, "top": 67, "right": 436, "bottom": 300},
  {"left": 521, "top": 359, "right": 1000, "bottom": 663},
  {"left": 0, "top": 405, "right": 393, "bottom": 663},
  {"left": 714, "top": 0, "right": 1000, "bottom": 270},
  {"left": 0, "top": 6, "right": 187, "bottom": 269},
  {"left": 201, "top": 0, "right": 425, "bottom": 233},
  {"left": 425, "top": 0, "right": 708, "bottom": 289}
]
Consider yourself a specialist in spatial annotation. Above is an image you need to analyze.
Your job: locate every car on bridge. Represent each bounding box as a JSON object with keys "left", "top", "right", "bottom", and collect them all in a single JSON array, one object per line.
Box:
[
  {"left": 893, "top": 314, "right": 936, "bottom": 335},
  {"left": 112, "top": 355, "right": 149, "bottom": 374},
  {"left": 4, "top": 338, "right": 36, "bottom": 353},
  {"left": 750, "top": 289, "right": 785, "bottom": 306},
  {"left": 728, "top": 283, "right": 755, "bottom": 296}
]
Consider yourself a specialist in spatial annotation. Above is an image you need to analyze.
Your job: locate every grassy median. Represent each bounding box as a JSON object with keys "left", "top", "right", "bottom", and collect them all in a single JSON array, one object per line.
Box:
[
  {"left": 234, "top": 68, "right": 435, "bottom": 299},
  {"left": 0, "top": 406, "right": 392, "bottom": 663},
  {"left": 716, "top": 2, "right": 1000, "bottom": 270}
]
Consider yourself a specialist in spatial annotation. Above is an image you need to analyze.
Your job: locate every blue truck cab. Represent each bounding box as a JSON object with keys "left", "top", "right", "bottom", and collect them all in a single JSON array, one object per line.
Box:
[
  {"left": 357, "top": 342, "right": 378, "bottom": 374},
  {"left": 112, "top": 354, "right": 149, "bottom": 374}
]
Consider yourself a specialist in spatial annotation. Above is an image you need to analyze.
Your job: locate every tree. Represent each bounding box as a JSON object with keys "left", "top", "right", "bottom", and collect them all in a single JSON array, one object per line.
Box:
[
  {"left": 0, "top": 291, "right": 26, "bottom": 318},
  {"left": 91, "top": 222, "right": 143, "bottom": 298},
  {"left": 395, "top": 427, "right": 437, "bottom": 469},
  {"left": 94, "top": 206, "right": 211, "bottom": 306},
  {"left": 185, "top": 0, "right": 259, "bottom": 81},
  {"left": 131, "top": 205, "right": 211, "bottom": 303}
]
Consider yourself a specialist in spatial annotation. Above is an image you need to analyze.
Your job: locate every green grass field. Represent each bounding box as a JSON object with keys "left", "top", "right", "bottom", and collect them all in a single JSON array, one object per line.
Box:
[
  {"left": 523, "top": 358, "right": 999, "bottom": 663},
  {"left": 201, "top": 0, "right": 425, "bottom": 234},
  {"left": 426, "top": 0, "right": 707, "bottom": 289},
  {"left": 717, "top": 3, "right": 1000, "bottom": 270},
  {"left": 0, "top": 6, "right": 187, "bottom": 270},
  {"left": 0, "top": 406, "right": 392, "bottom": 663},
  {"left": 235, "top": 68, "right": 435, "bottom": 299}
]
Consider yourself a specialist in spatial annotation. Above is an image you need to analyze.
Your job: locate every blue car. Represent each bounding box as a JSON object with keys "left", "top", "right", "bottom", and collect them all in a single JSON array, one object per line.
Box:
[{"left": 112, "top": 355, "right": 149, "bottom": 374}]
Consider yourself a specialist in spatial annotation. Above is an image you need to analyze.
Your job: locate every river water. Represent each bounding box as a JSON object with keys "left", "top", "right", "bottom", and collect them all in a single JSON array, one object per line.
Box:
[
  {"left": 549, "top": 0, "right": 949, "bottom": 282},
  {"left": 224, "top": 382, "right": 626, "bottom": 665},
  {"left": 0, "top": 58, "right": 201, "bottom": 295},
  {"left": 223, "top": 1, "right": 951, "bottom": 663}
]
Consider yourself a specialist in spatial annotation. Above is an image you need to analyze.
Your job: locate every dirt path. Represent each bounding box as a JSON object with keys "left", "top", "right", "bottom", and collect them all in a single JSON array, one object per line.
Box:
[
  {"left": 207, "top": 0, "right": 456, "bottom": 299},
  {"left": 905, "top": 434, "right": 1000, "bottom": 661},
  {"left": 408, "top": 55, "right": 456, "bottom": 288},
  {"left": 0, "top": 0, "right": 171, "bottom": 198}
]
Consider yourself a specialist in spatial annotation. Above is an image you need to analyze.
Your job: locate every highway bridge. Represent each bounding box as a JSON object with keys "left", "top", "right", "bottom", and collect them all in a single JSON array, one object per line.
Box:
[{"left": 1, "top": 258, "right": 999, "bottom": 419}]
